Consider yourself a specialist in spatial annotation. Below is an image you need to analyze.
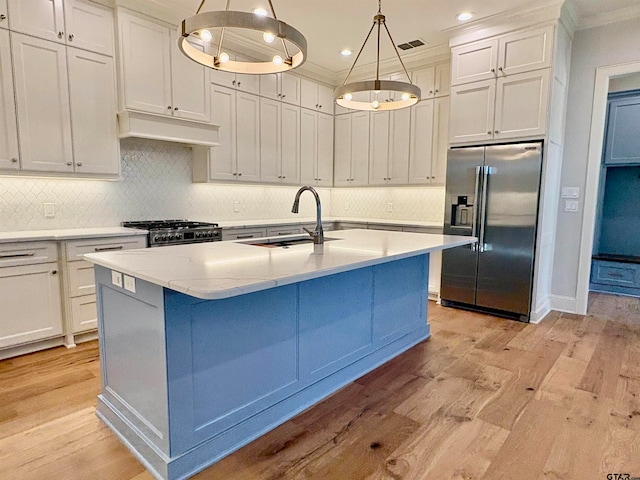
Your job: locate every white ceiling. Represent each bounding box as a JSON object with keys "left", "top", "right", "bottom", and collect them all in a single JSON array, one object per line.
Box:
[{"left": 153, "top": 0, "right": 640, "bottom": 75}]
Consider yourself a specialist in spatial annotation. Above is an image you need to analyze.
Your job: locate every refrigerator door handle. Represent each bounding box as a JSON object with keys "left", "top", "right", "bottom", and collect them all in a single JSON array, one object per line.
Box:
[
  {"left": 470, "top": 166, "right": 482, "bottom": 251},
  {"left": 478, "top": 165, "right": 490, "bottom": 253}
]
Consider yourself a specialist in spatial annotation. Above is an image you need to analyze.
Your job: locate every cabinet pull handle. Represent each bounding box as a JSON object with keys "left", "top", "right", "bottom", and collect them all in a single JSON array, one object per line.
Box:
[
  {"left": 277, "top": 93, "right": 281, "bottom": 97},
  {"left": 238, "top": 173, "right": 242, "bottom": 176},
  {"left": 58, "top": 31, "right": 64, "bottom": 38},
  {"left": 491, "top": 68, "right": 496, "bottom": 73},
  {"left": 282, "top": 94, "right": 286, "bottom": 98},
  {"left": 498, "top": 67, "right": 503, "bottom": 72},
  {"left": 317, "top": 178, "right": 322, "bottom": 181},
  {"left": 487, "top": 131, "right": 492, "bottom": 135},
  {"left": 11, "top": 158, "right": 18, "bottom": 163},
  {"left": 232, "top": 172, "right": 237, "bottom": 176},
  {"left": 607, "top": 272, "right": 624, "bottom": 278},
  {"left": 68, "top": 34, "right": 74, "bottom": 41},
  {"left": 232, "top": 80, "right": 236, "bottom": 85},
  {"left": 236, "top": 235, "right": 254, "bottom": 239},
  {"left": 94, "top": 245, "right": 124, "bottom": 252},
  {"left": 0, "top": 14, "right": 6, "bottom": 20},
  {"left": 429, "top": 90, "right": 433, "bottom": 95},
  {"left": 0, "top": 252, "right": 35, "bottom": 259},
  {"left": 494, "top": 130, "right": 499, "bottom": 134}
]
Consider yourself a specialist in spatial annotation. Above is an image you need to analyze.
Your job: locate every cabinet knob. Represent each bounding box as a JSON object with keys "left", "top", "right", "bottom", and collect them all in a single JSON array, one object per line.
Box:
[
  {"left": 167, "top": 105, "right": 172, "bottom": 109},
  {"left": 51, "top": 270, "right": 58, "bottom": 275},
  {"left": 429, "top": 90, "right": 433, "bottom": 95},
  {"left": 237, "top": 81, "right": 241, "bottom": 87},
  {"left": 67, "top": 161, "right": 73, "bottom": 166},
  {"left": 11, "top": 158, "right": 17, "bottom": 163},
  {"left": 487, "top": 131, "right": 492, "bottom": 135},
  {"left": 317, "top": 178, "right": 321, "bottom": 181},
  {"left": 491, "top": 68, "right": 495, "bottom": 73},
  {"left": 174, "top": 107, "right": 179, "bottom": 111},
  {"left": 238, "top": 173, "right": 242, "bottom": 176},
  {"left": 318, "top": 105, "right": 322, "bottom": 109},
  {"left": 58, "top": 31, "right": 64, "bottom": 38},
  {"left": 76, "top": 162, "right": 83, "bottom": 167},
  {"left": 0, "top": 14, "right": 6, "bottom": 20},
  {"left": 232, "top": 80, "right": 236, "bottom": 85},
  {"left": 494, "top": 130, "right": 499, "bottom": 134},
  {"left": 435, "top": 89, "right": 439, "bottom": 93},
  {"left": 316, "top": 104, "right": 319, "bottom": 108},
  {"left": 68, "top": 34, "right": 74, "bottom": 41},
  {"left": 282, "top": 94, "right": 286, "bottom": 98},
  {"left": 232, "top": 172, "right": 237, "bottom": 176},
  {"left": 277, "top": 93, "right": 282, "bottom": 97},
  {"left": 498, "top": 67, "right": 503, "bottom": 72}
]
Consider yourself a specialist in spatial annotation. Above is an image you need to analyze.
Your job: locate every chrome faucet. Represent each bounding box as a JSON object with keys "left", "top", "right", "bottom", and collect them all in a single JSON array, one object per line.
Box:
[{"left": 291, "top": 186, "right": 324, "bottom": 244}]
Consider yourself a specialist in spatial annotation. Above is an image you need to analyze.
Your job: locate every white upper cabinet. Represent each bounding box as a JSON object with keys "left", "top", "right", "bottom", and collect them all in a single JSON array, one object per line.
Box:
[
  {"left": 208, "top": 52, "right": 260, "bottom": 94},
  {"left": 280, "top": 103, "right": 301, "bottom": 183},
  {"left": 300, "top": 110, "right": 333, "bottom": 187},
  {"left": 334, "top": 111, "right": 369, "bottom": 187},
  {"left": 118, "top": 10, "right": 209, "bottom": 122},
  {"left": 451, "top": 25, "right": 553, "bottom": 86},
  {"left": 369, "top": 109, "right": 410, "bottom": 185},
  {"left": 301, "top": 78, "right": 333, "bottom": 114},
  {"left": 261, "top": 99, "right": 300, "bottom": 184},
  {"left": 412, "top": 63, "right": 450, "bottom": 99},
  {"left": 449, "top": 79, "right": 496, "bottom": 144},
  {"left": 0, "top": 29, "right": 19, "bottom": 170},
  {"left": 260, "top": 72, "right": 301, "bottom": 105},
  {"left": 7, "top": 0, "right": 113, "bottom": 55},
  {"left": 410, "top": 97, "right": 449, "bottom": 184},
  {"left": 12, "top": 32, "right": 73, "bottom": 173},
  {"left": 0, "top": 0, "right": 8, "bottom": 29},
  {"left": 67, "top": 47, "right": 119, "bottom": 175}
]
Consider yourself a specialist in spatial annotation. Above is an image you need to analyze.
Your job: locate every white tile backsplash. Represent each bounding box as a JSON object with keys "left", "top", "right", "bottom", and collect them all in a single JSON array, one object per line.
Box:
[{"left": 0, "top": 138, "right": 444, "bottom": 232}]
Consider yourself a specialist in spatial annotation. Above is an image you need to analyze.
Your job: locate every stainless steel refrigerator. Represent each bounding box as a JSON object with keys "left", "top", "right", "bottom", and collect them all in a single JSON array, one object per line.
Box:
[{"left": 441, "top": 142, "right": 543, "bottom": 322}]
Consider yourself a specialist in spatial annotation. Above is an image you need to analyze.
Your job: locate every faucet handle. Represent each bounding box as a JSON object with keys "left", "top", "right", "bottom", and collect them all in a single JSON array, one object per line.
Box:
[{"left": 303, "top": 227, "right": 316, "bottom": 237}]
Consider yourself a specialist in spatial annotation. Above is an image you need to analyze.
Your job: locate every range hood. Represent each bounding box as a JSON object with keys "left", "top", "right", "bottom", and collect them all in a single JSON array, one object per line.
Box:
[{"left": 117, "top": 111, "right": 220, "bottom": 147}]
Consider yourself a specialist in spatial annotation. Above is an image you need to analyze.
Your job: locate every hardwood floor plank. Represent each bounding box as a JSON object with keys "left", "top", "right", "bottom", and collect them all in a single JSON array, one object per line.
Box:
[{"left": 506, "top": 310, "right": 560, "bottom": 351}]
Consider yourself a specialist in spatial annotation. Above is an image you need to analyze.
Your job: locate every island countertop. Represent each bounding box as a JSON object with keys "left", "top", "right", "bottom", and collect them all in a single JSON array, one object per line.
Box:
[{"left": 85, "top": 229, "right": 474, "bottom": 300}]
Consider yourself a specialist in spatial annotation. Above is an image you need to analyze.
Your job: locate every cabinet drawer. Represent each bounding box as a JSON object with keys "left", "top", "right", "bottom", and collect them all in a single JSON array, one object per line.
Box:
[
  {"left": 66, "top": 236, "right": 146, "bottom": 260},
  {"left": 591, "top": 260, "right": 640, "bottom": 288},
  {"left": 0, "top": 241, "right": 58, "bottom": 267},
  {"left": 266, "top": 226, "right": 303, "bottom": 236},
  {"left": 68, "top": 260, "right": 97, "bottom": 297},
  {"left": 71, "top": 294, "right": 97, "bottom": 333},
  {"left": 222, "top": 228, "right": 267, "bottom": 241}
]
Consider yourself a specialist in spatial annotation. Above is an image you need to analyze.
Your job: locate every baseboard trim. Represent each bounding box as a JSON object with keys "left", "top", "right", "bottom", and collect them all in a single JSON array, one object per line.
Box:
[
  {"left": 530, "top": 296, "right": 552, "bottom": 324},
  {"left": 550, "top": 294, "right": 577, "bottom": 313}
]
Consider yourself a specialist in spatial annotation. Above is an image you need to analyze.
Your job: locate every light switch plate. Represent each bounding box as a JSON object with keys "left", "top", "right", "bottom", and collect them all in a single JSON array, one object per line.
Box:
[
  {"left": 124, "top": 275, "right": 136, "bottom": 293},
  {"left": 387, "top": 202, "right": 393, "bottom": 212},
  {"left": 43, "top": 203, "right": 55, "bottom": 218},
  {"left": 564, "top": 200, "right": 579, "bottom": 212},
  {"left": 561, "top": 187, "right": 580, "bottom": 198},
  {"left": 111, "top": 270, "right": 123, "bottom": 288},
  {"left": 233, "top": 201, "right": 241, "bottom": 213}
]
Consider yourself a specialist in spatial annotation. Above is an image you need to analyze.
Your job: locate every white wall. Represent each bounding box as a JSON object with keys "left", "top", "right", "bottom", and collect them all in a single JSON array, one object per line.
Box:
[{"left": 552, "top": 17, "right": 640, "bottom": 301}]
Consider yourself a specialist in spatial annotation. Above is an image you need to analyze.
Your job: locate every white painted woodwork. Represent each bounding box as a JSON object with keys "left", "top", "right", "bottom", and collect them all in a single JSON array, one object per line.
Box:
[
  {"left": 498, "top": 25, "right": 554, "bottom": 77},
  {"left": 300, "top": 109, "right": 332, "bottom": 186},
  {"left": 259, "top": 72, "right": 279, "bottom": 100},
  {"left": 259, "top": 97, "right": 281, "bottom": 183},
  {"left": 169, "top": 31, "right": 210, "bottom": 122},
  {"left": 0, "top": 261, "right": 63, "bottom": 349},
  {"left": 430, "top": 96, "right": 450, "bottom": 184},
  {"left": 388, "top": 108, "right": 411, "bottom": 184},
  {"left": 235, "top": 91, "right": 261, "bottom": 182},
  {"left": 449, "top": 79, "right": 495, "bottom": 144},
  {"left": 316, "top": 113, "right": 333, "bottom": 187},
  {"left": 0, "top": 0, "right": 7, "bottom": 30},
  {"left": 70, "top": 294, "right": 96, "bottom": 332},
  {"left": 7, "top": 0, "right": 64, "bottom": 44},
  {"left": 209, "top": 53, "right": 260, "bottom": 94},
  {"left": 67, "top": 47, "right": 119, "bottom": 175},
  {"left": 333, "top": 114, "right": 352, "bottom": 187},
  {"left": 0, "top": 29, "right": 19, "bottom": 170},
  {"left": 68, "top": 259, "right": 96, "bottom": 296},
  {"left": 207, "top": 84, "right": 236, "bottom": 181},
  {"left": 119, "top": 10, "right": 171, "bottom": 115},
  {"left": 412, "top": 66, "right": 436, "bottom": 98},
  {"left": 280, "top": 73, "right": 301, "bottom": 105},
  {"left": 409, "top": 100, "right": 435, "bottom": 184},
  {"left": 63, "top": 0, "right": 114, "bottom": 56},
  {"left": 335, "top": 111, "right": 370, "bottom": 186},
  {"left": 12, "top": 32, "right": 73, "bottom": 173},
  {"left": 494, "top": 69, "right": 550, "bottom": 140},
  {"left": 208, "top": 52, "right": 237, "bottom": 88},
  {"left": 369, "top": 111, "right": 390, "bottom": 185},
  {"left": 280, "top": 103, "right": 301, "bottom": 184},
  {"left": 451, "top": 38, "right": 499, "bottom": 86},
  {"left": 434, "top": 63, "right": 451, "bottom": 97},
  {"left": 221, "top": 227, "right": 267, "bottom": 241},
  {"left": 301, "top": 78, "right": 333, "bottom": 114}
]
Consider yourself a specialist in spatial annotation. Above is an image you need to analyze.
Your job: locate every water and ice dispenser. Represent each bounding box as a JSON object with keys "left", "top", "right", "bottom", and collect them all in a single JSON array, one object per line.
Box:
[{"left": 450, "top": 195, "right": 474, "bottom": 229}]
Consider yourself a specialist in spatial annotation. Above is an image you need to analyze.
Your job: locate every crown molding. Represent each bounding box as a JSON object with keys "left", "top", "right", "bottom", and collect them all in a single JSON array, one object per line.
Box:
[
  {"left": 115, "top": 0, "right": 191, "bottom": 25},
  {"left": 576, "top": 4, "right": 640, "bottom": 31},
  {"left": 445, "top": 1, "right": 564, "bottom": 47},
  {"left": 559, "top": 0, "right": 579, "bottom": 38}
]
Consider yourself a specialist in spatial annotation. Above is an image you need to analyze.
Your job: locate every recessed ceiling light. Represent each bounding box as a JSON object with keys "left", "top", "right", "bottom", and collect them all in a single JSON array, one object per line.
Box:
[
  {"left": 457, "top": 12, "right": 475, "bottom": 21},
  {"left": 252, "top": 7, "right": 268, "bottom": 16},
  {"left": 341, "top": 49, "right": 352, "bottom": 56}
]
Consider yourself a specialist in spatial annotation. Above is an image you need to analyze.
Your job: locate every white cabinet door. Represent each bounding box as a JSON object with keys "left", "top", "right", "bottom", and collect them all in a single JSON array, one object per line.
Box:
[
  {"left": 12, "top": 33, "right": 73, "bottom": 173},
  {"left": 369, "top": 111, "right": 390, "bottom": 185},
  {"left": 412, "top": 66, "right": 436, "bottom": 99},
  {"left": 209, "top": 84, "right": 236, "bottom": 181},
  {"left": 70, "top": 294, "right": 97, "bottom": 332},
  {"left": 280, "top": 73, "right": 301, "bottom": 105},
  {"left": 300, "top": 108, "right": 317, "bottom": 185},
  {"left": 333, "top": 113, "right": 352, "bottom": 187},
  {"left": 434, "top": 62, "right": 451, "bottom": 97},
  {"left": 300, "top": 77, "right": 317, "bottom": 110},
  {"left": 0, "top": 0, "right": 8, "bottom": 29},
  {"left": 67, "top": 47, "right": 118, "bottom": 175},
  {"left": 64, "top": 0, "right": 114, "bottom": 56},
  {"left": 449, "top": 79, "right": 495, "bottom": 144},
  {"left": 280, "top": 103, "right": 300, "bottom": 184},
  {"left": 498, "top": 25, "right": 554, "bottom": 77},
  {"left": 430, "top": 96, "right": 450, "bottom": 184},
  {"left": 350, "top": 111, "right": 370, "bottom": 186},
  {"left": 0, "top": 29, "right": 19, "bottom": 170},
  {"left": 7, "top": 0, "right": 64, "bottom": 44},
  {"left": 170, "top": 31, "right": 209, "bottom": 122},
  {"left": 0, "top": 262, "right": 63, "bottom": 348},
  {"left": 119, "top": 11, "right": 171, "bottom": 115},
  {"left": 409, "top": 100, "right": 434, "bottom": 184},
  {"left": 259, "top": 72, "right": 279, "bottom": 100},
  {"left": 317, "top": 83, "right": 334, "bottom": 114},
  {"left": 451, "top": 38, "right": 498, "bottom": 86},
  {"left": 388, "top": 108, "right": 411, "bottom": 184},
  {"left": 494, "top": 69, "right": 549, "bottom": 140},
  {"left": 260, "top": 96, "right": 281, "bottom": 183},
  {"left": 235, "top": 91, "right": 260, "bottom": 182},
  {"left": 316, "top": 113, "right": 333, "bottom": 187}
]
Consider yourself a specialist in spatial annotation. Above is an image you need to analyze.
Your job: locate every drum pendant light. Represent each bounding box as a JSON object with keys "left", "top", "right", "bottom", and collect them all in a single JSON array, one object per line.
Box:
[
  {"left": 334, "top": 0, "right": 420, "bottom": 111},
  {"left": 179, "top": 0, "right": 307, "bottom": 74}
]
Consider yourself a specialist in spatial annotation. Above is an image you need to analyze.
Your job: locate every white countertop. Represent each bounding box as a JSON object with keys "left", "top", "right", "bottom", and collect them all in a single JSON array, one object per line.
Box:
[
  {"left": 0, "top": 227, "right": 148, "bottom": 243},
  {"left": 216, "top": 217, "right": 443, "bottom": 229},
  {"left": 85, "top": 229, "right": 473, "bottom": 300}
]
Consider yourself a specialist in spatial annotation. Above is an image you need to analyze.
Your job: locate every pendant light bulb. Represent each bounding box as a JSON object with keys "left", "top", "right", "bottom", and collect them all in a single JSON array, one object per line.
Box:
[
  {"left": 253, "top": 7, "right": 268, "bottom": 16},
  {"left": 401, "top": 92, "right": 410, "bottom": 101},
  {"left": 273, "top": 55, "right": 284, "bottom": 66},
  {"left": 263, "top": 32, "right": 276, "bottom": 43},
  {"left": 344, "top": 93, "right": 353, "bottom": 101},
  {"left": 372, "top": 100, "right": 380, "bottom": 109},
  {"left": 199, "top": 29, "right": 212, "bottom": 42},
  {"left": 219, "top": 52, "right": 230, "bottom": 63}
]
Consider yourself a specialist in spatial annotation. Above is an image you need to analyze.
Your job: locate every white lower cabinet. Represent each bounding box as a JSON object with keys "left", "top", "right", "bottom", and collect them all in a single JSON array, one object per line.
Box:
[
  {"left": 300, "top": 109, "right": 333, "bottom": 187},
  {"left": 0, "top": 242, "right": 63, "bottom": 349},
  {"left": 222, "top": 228, "right": 268, "bottom": 241}
]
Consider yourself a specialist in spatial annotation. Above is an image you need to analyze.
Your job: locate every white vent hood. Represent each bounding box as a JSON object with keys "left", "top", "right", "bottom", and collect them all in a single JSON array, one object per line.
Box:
[{"left": 117, "top": 111, "right": 219, "bottom": 147}]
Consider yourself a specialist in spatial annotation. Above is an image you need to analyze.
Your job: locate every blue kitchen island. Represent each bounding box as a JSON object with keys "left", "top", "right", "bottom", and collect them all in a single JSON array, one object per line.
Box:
[{"left": 85, "top": 229, "right": 473, "bottom": 480}]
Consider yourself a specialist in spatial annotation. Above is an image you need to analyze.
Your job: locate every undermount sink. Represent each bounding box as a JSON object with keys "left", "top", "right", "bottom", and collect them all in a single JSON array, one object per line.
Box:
[{"left": 243, "top": 235, "right": 337, "bottom": 248}]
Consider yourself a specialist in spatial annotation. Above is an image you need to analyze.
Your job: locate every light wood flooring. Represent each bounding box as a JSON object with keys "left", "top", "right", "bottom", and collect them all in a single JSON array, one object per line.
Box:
[{"left": 2, "top": 292, "right": 640, "bottom": 480}]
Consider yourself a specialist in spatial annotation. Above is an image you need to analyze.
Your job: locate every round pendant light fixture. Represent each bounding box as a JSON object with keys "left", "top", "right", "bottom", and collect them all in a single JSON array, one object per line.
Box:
[
  {"left": 178, "top": 0, "right": 307, "bottom": 75},
  {"left": 335, "top": 0, "right": 420, "bottom": 112}
]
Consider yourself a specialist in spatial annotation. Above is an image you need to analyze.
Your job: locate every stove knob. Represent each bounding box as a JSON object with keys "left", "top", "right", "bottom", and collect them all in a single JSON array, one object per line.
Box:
[
  {"left": 161, "top": 235, "right": 167, "bottom": 241},
  {"left": 153, "top": 235, "right": 161, "bottom": 242},
  {"left": 195, "top": 232, "right": 202, "bottom": 238},
  {"left": 169, "top": 234, "right": 175, "bottom": 240},
  {"left": 176, "top": 233, "right": 182, "bottom": 240}
]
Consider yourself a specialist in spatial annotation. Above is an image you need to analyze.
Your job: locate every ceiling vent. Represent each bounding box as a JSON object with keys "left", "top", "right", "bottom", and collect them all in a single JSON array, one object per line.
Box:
[{"left": 397, "top": 38, "right": 427, "bottom": 51}]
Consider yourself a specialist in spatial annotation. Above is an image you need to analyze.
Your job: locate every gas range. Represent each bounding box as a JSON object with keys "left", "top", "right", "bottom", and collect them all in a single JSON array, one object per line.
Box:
[{"left": 122, "top": 220, "right": 222, "bottom": 247}]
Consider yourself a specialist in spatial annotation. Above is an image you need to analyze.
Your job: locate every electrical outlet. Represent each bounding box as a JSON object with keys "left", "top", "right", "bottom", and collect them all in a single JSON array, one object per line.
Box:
[
  {"left": 387, "top": 202, "right": 393, "bottom": 212},
  {"left": 124, "top": 275, "right": 136, "bottom": 293},
  {"left": 43, "top": 203, "right": 55, "bottom": 218},
  {"left": 561, "top": 187, "right": 580, "bottom": 199},
  {"left": 564, "top": 200, "right": 579, "bottom": 212},
  {"left": 345, "top": 201, "right": 350, "bottom": 211},
  {"left": 111, "top": 270, "right": 123, "bottom": 288},
  {"left": 233, "top": 201, "right": 241, "bottom": 213}
]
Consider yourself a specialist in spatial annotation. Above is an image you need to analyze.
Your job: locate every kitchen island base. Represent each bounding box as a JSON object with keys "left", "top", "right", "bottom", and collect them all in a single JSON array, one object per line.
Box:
[{"left": 94, "top": 254, "right": 431, "bottom": 480}]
